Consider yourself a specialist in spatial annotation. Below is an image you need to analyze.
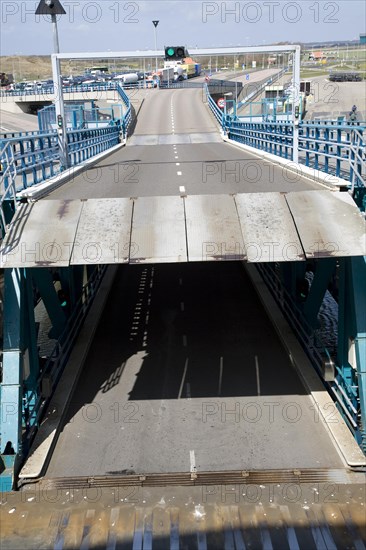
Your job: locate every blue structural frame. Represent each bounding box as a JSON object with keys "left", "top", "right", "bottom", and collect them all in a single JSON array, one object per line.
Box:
[
  {"left": 258, "top": 258, "right": 366, "bottom": 451},
  {"left": 0, "top": 265, "right": 106, "bottom": 490}
]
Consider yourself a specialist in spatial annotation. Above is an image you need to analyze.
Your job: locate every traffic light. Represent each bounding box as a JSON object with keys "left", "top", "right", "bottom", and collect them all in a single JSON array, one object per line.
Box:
[{"left": 164, "top": 46, "right": 186, "bottom": 61}]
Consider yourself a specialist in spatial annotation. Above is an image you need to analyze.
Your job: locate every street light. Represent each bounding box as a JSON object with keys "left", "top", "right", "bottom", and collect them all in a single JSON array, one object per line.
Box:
[
  {"left": 152, "top": 20, "right": 159, "bottom": 74},
  {"left": 36, "top": 0, "right": 69, "bottom": 168}
]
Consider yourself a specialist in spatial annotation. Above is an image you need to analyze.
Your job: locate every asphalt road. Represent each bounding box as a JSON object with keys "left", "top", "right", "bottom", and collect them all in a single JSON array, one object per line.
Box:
[
  {"left": 46, "top": 88, "right": 319, "bottom": 201},
  {"left": 0, "top": 109, "right": 39, "bottom": 132},
  {"left": 46, "top": 262, "right": 344, "bottom": 477}
]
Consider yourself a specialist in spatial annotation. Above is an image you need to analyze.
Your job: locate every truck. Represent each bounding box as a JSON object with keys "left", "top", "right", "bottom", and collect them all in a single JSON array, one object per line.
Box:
[
  {"left": 181, "top": 62, "right": 196, "bottom": 78},
  {"left": 161, "top": 67, "right": 175, "bottom": 83},
  {"left": 164, "top": 58, "right": 201, "bottom": 81}
]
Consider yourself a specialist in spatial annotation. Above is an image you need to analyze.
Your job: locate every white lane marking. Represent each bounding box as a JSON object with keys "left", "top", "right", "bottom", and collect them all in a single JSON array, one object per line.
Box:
[
  {"left": 218, "top": 356, "right": 223, "bottom": 396},
  {"left": 255, "top": 355, "right": 261, "bottom": 396},
  {"left": 175, "top": 156, "right": 179, "bottom": 159},
  {"left": 176, "top": 163, "right": 180, "bottom": 166},
  {"left": 178, "top": 358, "right": 189, "bottom": 399},
  {"left": 190, "top": 450, "right": 196, "bottom": 472},
  {"left": 0, "top": 126, "right": 12, "bottom": 132},
  {"left": 182, "top": 334, "right": 187, "bottom": 347},
  {"left": 177, "top": 171, "right": 182, "bottom": 176},
  {"left": 179, "top": 186, "right": 185, "bottom": 194},
  {"left": 180, "top": 302, "right": 185, "bottom": 312}
]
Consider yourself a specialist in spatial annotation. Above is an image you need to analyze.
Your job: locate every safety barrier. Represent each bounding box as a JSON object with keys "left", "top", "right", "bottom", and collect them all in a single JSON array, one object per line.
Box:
[
  {"left": 0, "top": 126, "right": 120, "bottom": 190},
  {"left": 227, "top": 120, "right": 294, "bottom": 159},
  {"left": 300, "top": 121, "right": 365, "bottom": 189},
  {"left": 0, "top": 131, "right": 59, "bottom": 191},
  {"left": 206, "top": 84, "right": 366, "bottom": 189},
  {"left": 38, "top": 103, "right": 125, "bottom": 132},
  {"left": 0, "top": 83, "right": 133, "bottom": 235},
  {"left": 116, "top": 83, "right": 132, "bottom": 136},
  {"left": 206, "top": 88, "right": 224, "bottom": 126},
  {"left": 0, "top": 80, "right": 147, "bottom": 98},
  {"left": 160, "top": 81, "right": 204, "bottom": 89}
]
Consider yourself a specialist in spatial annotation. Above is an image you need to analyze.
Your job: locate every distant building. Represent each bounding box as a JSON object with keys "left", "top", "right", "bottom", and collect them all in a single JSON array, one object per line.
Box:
[
  {"left": 308, "top": 51, "right": 326, "bottom": 61},
  {"left": 360, "top": 34, "right": 366, "bottom": 45}
]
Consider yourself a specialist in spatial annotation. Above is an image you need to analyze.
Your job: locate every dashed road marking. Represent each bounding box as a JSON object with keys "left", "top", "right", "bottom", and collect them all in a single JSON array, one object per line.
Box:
[
  {"left": 190, "top": 450, "right": 196, "bottom": 472},
  {"left": 178, "top": 358, "right": 189, "bottom": 399},
  {"left": 255, "top": 355, "right": 261, "bottom": 396},
  {"left": 218, "top": 356, "right": 224, "bottom": 396},
  {"left": 186, "top": 383, "right": 191, "bottom": 399}
]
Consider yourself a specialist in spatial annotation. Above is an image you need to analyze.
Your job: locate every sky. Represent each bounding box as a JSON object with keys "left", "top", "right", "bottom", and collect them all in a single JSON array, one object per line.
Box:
[{"left": 1, "top": 0, "right": 365, "bottom": 56}]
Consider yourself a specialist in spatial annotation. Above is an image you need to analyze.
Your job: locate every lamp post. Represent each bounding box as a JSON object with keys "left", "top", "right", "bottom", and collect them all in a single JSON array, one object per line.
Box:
[
  {"left": 36, "top": 0, "right": 69, "bottom": 168},
  {"left": 152, "top": 20, "right": 159, "bottom": 74}
]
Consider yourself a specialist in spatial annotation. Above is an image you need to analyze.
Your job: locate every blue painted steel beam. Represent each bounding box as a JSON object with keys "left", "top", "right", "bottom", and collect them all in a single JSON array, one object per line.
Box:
[
  {"left": 337, "top": 257, "right": 366, "bottom": 448},
  {"left": 31, "top": 269, "right": 67, "bottom": 339},
  {"left": 303, "top": 259, "right": 337, "bottom": 329},
  {"left": 350, "top": 256, "right": 366, "bottom": 450},
  {"left": 0, "top": 268, "right": 40, "bottom": 488}
]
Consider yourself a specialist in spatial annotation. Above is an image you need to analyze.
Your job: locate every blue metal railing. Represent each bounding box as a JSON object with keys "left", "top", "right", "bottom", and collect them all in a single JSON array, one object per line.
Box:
[
  {"left": 0, "top": 126, "right": 121, "bottom": 193},
  {"left": 67, "top": 126, "right": 121, "bottom": 166},
  {"left": 299, "top": 121, "right": 365, "bottom": 188},
  {"left": 206, "top": 84, "right": 366, "bottom": 188},
  {"left": 38, "top": 103, "right": 125, "bottom": 132},
  {"left": 207, "top": 89, "right": 224, "bottom": 126},
  {"left": 228, "top": 120, "right": 294, "bottom": 159},
  {"left": 0, "top": 131, "right": 60, "bottom": 191},
  {"left": 0, "top": 80, "right": 147, "bottom": 98},
  {"left": 116, "top": 83, "right": 132, "bottom": 136},
  {"left": 0, "top": 83, "right": 132, "bottom": 221}
]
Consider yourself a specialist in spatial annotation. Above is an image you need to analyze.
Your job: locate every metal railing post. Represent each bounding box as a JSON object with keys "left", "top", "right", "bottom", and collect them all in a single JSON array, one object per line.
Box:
[{"left": 51, "top": 53, "right": 69, "bottom": 169}]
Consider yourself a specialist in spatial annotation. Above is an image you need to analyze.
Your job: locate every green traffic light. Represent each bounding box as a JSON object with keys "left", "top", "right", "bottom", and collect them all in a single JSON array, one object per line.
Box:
[{"left": 167, "top": 48, "right": 175, "bottom": 57}]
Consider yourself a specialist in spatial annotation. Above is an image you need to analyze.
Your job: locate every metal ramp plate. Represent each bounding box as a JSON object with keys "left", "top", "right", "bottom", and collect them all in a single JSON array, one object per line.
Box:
[
  {"left": 185, "top": 194, "right": 245, "bottom": 261},
  {"left": 235, "top": 192, "right": 305, "bottom": 262},
  {"left": 0, "top": 200, "right": 83, "bottom": 268},
  {"left": 1, "top": 191, "right": 364, "bottom": 268},
  {"left": 130, "top": 196, "right": 187, "bottom": 263},
  {"left": 71, "top": 198, "right": 133, "bottom": 265},
  {"left": 286, "top": 190, "right": 366, "bottom": 258}
]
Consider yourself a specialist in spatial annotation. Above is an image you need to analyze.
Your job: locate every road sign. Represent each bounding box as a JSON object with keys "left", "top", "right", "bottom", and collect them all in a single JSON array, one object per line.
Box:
[
  {"left": 217, "top": 98, "right": 226, "bottom": 109},
  {"left": 35, "top": 0, "right": 66, "bottom": 15}
]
